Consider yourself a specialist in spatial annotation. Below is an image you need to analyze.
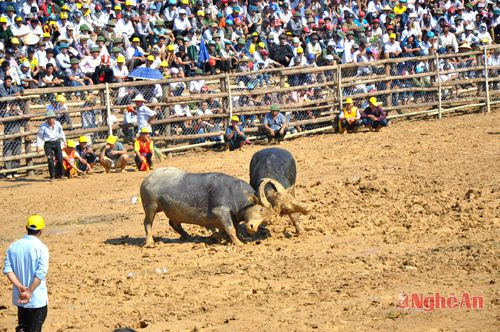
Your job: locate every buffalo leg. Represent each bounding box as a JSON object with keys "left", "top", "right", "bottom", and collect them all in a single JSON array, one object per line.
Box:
[
  {"left": 169, "top": 220, "right": 191, "bottom": 240},
  {"left": 143, "top": 204, "right": 158, "bottom": 248},
  {"left": 289, "top": 212, "right": 304, "bottom": 235},
  {"left": 213, "top": 207, "right": 244, "bottom": 245}
]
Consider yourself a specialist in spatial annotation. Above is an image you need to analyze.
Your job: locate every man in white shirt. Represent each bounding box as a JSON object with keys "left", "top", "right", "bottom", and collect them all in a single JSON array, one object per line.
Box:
[
  {"left": 11, "top": 16, "right": 30, "bottom": 37},
  {"left": 384, "top": 33, "right": 402, "bottom": 58},
  {"left": 112, "top": 55, "right": 129, "bottom": 81},
  {"left": 55, "top": 43, "right": 71, "bottom": 69},
  {"left": 437, "top": 23, "right": 458, "bottom": 53},
  {"left": 80, "top": 47, "right": 101, "bottom": 74},
  {"left": 132, "top": 95, "right": 157, "bottom": 131},
  {"left": 173, "top": 9, "right": 191, "bottom": 34}
]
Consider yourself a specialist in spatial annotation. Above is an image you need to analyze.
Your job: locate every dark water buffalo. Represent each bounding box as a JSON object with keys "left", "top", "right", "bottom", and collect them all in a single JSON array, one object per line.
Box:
[
  {"left": 140, "top": 167, "right": 271, "bottom": 247},
  {"left": 249, "top": 148, "right": 309, "bottom": 234}
]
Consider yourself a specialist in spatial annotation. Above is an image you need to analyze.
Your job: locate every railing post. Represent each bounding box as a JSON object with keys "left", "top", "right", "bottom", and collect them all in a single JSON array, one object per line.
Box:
[
  {"left": 337, "top": 65, "right": 342, "bottom": 108},
  {"left": 24, "top": 97, "right": 33, "bottom": 176},
  {"left": 435, "top": 53, "right": 442, "bottom": 119},
  {"left": 226, "top": 74, "right": 233, "bottom": 120},
  {"left": 484, "top": 47, "right": 491, "bottom": 114},
  {"left": 105, "top": 83, "right": 113, "bottom": 135}
]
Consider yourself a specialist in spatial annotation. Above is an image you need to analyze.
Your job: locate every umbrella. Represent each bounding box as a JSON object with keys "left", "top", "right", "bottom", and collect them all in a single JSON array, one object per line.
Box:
[{"left": 128, "top": 67, "right": 164, "bottom": 80}]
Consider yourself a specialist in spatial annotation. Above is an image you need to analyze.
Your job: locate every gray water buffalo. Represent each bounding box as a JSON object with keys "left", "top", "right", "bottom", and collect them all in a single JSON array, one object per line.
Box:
[
  {"left": 140, "top": 167, "right": 271, "bottom": 247},
  {"left": 249, "top": 148, "right": 309, "bottom": 234}
]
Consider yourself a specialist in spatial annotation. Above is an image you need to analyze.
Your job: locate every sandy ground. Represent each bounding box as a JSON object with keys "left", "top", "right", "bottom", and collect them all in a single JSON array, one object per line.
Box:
[{"left": 0, "top": 111, "right": 499, "bottom": 332}]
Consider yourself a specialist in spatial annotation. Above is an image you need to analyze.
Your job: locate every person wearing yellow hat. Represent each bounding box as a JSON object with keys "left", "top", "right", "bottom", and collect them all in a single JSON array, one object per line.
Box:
[
  {"left": 61, "top": 140, "right": 87, "bottom": 177},
  {"left": 338, "top": 98, "right": 361, "bottom": 133},
  {"left": 361, "top": 97, "right": 388, "bottom": 131},
  {"left": 3, "top": 214, "right": 50, "bottom": 332},
  {"left": 289, "top": 46, "right": 306, "bottom": 67},
  {"left": 384, "top": 32, "right": 402, "bottom": 59},
  {"left": 99, "top": 135, "right": 129, "bottom": 173},
  {"left": 46, "top": 95, "right": 71, "bottom": 127},
  {"left": 225, "top": 115, "right": 247, "bottom": 151},
  {"left": 113, "top": 54, "right": 129, "bottom": 81},
  {"left": 76, "top": 136, "right": 97, "bottom": 173},
  {"left": 134, "top": 127, "right": 155, "bottom": 171},
  {"left": 126, "top": 36, "right": 145, "bottom": 66}
]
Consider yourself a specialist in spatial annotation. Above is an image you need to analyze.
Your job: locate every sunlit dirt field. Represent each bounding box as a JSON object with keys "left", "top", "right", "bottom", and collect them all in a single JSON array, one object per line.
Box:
[{"left": 0, "top": 111, "right": 498, "bottom": 331}]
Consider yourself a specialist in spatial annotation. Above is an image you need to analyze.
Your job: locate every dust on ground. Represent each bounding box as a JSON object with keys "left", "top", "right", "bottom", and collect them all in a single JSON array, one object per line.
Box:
[{"left": 0, "top": 112, "right": 499, "bottom": 331}]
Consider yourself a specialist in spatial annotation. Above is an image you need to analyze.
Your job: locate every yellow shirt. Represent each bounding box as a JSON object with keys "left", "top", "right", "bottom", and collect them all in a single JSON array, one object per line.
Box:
[{"left": 394, "top": 5, "right": 407, "bottom": 15}]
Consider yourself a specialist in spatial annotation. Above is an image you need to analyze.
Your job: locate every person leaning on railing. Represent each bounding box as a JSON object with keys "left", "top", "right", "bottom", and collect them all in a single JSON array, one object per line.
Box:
[{"left": 36, "top": 111, "right": 66, "bottom": 181}]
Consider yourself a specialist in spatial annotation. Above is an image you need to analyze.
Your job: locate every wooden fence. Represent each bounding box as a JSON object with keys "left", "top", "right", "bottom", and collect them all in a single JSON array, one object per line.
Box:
[{"left": 0, "top": 45, "right": 498, "bottom": 175}]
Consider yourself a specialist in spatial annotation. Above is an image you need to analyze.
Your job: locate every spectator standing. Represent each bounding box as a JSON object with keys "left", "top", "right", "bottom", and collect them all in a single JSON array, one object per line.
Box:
[
  {"left": 3, "top": 214, "right": 49, "bottom": 332},
  {"left": 133, "top": 94, "right": 156, "bottom": 131},
  {"left": 36, "top": 111, "right": 66, "bottom": 181},
  {"left": 263, "top": 104, "right": 287, "bottom": 144},
  {"left": 0, "top": 75, "right": 24, "bottom": 179}
]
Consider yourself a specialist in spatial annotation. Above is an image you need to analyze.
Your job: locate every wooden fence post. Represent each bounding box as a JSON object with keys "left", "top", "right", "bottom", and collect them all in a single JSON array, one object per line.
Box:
[
  {"left": 484, "top": 47, "right": 491, "bottom": 113},
  {"left": 226, "top": 74, "right": 233, "bottom": 121},
  {"left": 105, "top": 83, "right": 113, "bottom": 135},
  {"left": 24, "top": 98, "right": 33, "bottom": 176},
  {"left": 337, "top": 65, "right": 342, "bottom": 109},
  {"left": 435, "top": 53, "right": 442, "bottom": 119}
]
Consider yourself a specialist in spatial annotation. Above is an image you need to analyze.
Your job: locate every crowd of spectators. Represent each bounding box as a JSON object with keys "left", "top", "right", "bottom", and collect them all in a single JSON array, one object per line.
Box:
[{"left": 0, "top": 0, "right": 496, "bottom": 91}]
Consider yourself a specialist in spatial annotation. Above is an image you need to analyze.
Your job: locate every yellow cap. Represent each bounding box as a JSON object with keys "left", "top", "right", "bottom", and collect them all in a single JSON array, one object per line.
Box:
[
  {"left": 231, "top": 115, "right": 240, "bottom": 122},
  {"left": 27, "top": 214, "right": 45, "bottom": 231},
  {"left": 61, "top": 4, "right": 70, "bottom": 11},
  {"left": 160, "top": 60, "right": 169, "bottom": 67},
  {"left": 296, "top": 46, "right": 303, "bottom": 53},
  {"left": 181, "top": 0, "right": 189, "bottom": 4},
  {"left": 79, "top": 136, "right": 89, "bottom": 143},
  {"left": 43, "top": 32, "right": 50, "bottom": 38},
  {"left": 284, "top": 83, "right": 290, "bottom": 88},
  {"left": 132, "top": 37, "right": 140, "bottom": 42},
  {"left": 125, "top": 0, "right": 133, "bottom": 5},
  {"left": 258, "top": 42, "right": 265, "bottom": 48},
  {"left": 106, "top": 135, "right": 117, "bottom": 144},
  {"left": 67, "top": 139, "right": 76, "bottom": 148},
  {"left": 167, "top": 44, "right": 175, "bottom": 51},
  {"left": 114, "top": 5, "right": 122, "bottom": 10},
  {"left": 56, "top": 94, "right": 66, "bottom": 103},
  {"left": 76, "top": 3, "right": 82, "bottom": 9},
  {"left": 141, "top": 127, "right": 152, "bottom": 133},
  {"left": 0, "top": 17, "right": 7, "bottom": 23},
  {"left": 60, "top": 12, "right": 68, "bottom": 19},
  {"left": 11, "top": 37, "right": 19, "bottom": 45},
  {"left": 389, "top": 33, "right": 396, "bottom": 39},
  {"left": 117, "top": 55, "right": 125, "bottom": 63},
  {"left": 147, "top": 55, "right": 155, "bottom": 61},
  {"left": 197, "top": 10, "right": 204, "bottom": 16},
  {"left": 345, "top": 97, "right": 353, "bottom": 104},
  {"left": 369, "top": 97, "right": 378, "bottom": 105}
]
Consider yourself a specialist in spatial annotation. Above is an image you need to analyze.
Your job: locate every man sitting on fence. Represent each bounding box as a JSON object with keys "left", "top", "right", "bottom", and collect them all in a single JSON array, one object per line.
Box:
[
  {"left": 339, "top": 98, "right": 362, "bottom": 133},
  {"left": 76, "top": 136, "right": 97, "bottom": 173},
  {"left": 225, "top": 115, "right": 247, "bottom": 151},
  {"left": 134, "top": 127, "right": 154, "bottom": 171},
  {"left": 99, "top": 135, "right": 129, "bottom": 173},
  {"left": 62, "top": 140, "right": 87, "bottom": 178},
  {"left": 361, "top": 97, "right": 388, "bottom": 132},
  {"left": 263, "top": 104, "right": 287, "bottom": 144}
]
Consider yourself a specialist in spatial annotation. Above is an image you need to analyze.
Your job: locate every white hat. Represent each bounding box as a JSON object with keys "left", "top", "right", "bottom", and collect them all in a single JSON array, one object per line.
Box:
[
  {"left": 409, "top": 13, "right": 418, "bottom": 18},
  {"left": 326, "top": 54, "right": 334, "bottom": 61},
  {"left": 327, "top": 40, "right": 335, "bottom": 47},
  {"left": 465, "top": 24, "right": 474, "bottom": 31},
  {"left": 132, "top": 94, "right": 147, "bottom": 102},
  {"left": 170, "top": 67, "right": 179, "bottom": 74},
  {"left": 179, "top": 9, "right": 187, "bottom": 14}
]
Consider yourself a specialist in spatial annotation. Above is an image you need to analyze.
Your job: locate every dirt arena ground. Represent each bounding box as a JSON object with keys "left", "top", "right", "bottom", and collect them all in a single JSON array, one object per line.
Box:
[{"left": 0, "top": 111, "right": 498, "bottom": 331}]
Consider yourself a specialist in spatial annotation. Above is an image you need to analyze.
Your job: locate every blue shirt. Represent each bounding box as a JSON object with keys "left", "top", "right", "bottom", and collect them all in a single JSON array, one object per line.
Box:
[
  {"left": 264, "top": 112, "right": 286, "bottom": 131},
  {"left": 3, "top": 235, "right": 49, "bottom": 308},
  {"left": 36, "top": 120, "right": 66, "bottom": 147}
]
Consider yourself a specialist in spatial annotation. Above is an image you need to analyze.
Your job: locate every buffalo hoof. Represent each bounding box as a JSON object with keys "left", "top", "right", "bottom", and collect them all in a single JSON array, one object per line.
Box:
[{"left": 144, "top": 239, "right": 155, "bottom": 248}]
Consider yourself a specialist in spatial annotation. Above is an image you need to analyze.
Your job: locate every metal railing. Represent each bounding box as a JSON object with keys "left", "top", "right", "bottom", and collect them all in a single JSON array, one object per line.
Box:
[{"left": 1, "top": 45, "right": 498, "bottom": 175}]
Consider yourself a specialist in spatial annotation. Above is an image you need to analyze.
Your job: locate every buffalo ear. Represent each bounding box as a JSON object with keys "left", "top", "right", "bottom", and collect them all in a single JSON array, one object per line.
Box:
[{"left": 248, "top": 194, "right": 259, "bottom": 205}]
